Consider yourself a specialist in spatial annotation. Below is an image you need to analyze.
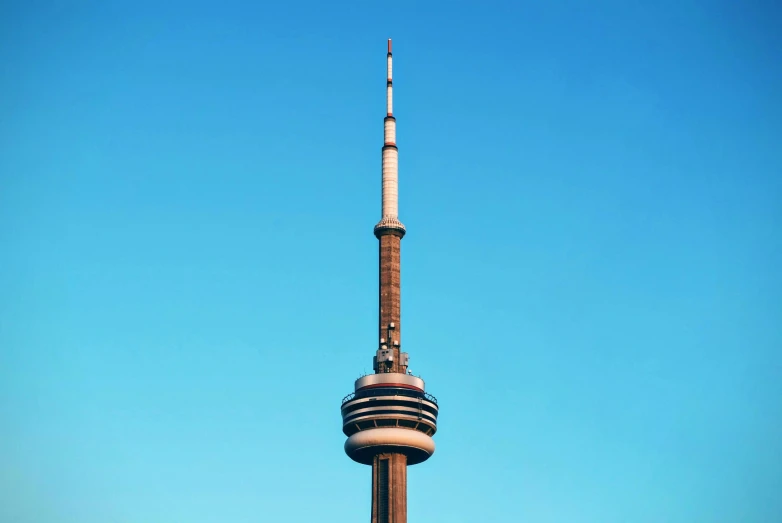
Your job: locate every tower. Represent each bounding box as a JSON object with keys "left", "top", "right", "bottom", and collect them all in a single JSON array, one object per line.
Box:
[{"left": 340, "top": 39, "right": 439, "bottom": 523}]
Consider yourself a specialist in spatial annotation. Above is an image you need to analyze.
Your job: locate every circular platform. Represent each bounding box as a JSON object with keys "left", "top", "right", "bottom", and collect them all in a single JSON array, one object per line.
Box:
[{"left": 341, "top": 384, "right": 438, "bottom": 438}]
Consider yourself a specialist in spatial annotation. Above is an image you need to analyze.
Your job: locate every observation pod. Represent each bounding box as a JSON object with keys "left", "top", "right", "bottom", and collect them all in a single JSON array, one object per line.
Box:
[{"left": 341, "top": 373, "right": 438, "bottom": 465}]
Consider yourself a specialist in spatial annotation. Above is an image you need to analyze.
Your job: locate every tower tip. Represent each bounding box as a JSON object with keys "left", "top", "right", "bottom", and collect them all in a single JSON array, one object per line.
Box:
[{"left": 388, "top": 39, "right": 392, "bottom": 53}]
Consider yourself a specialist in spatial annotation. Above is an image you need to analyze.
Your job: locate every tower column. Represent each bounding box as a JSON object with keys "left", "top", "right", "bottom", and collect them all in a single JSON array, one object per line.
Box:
[
  {"left": 371, "top": 453, "right": 408, "bottom": 523},
  {"left": 378, "top": 231, "right": 403, "bottom": 372}
]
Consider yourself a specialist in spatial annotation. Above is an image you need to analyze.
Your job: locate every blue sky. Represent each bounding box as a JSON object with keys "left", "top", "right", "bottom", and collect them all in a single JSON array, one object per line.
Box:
[{"left": 1, "top": 1, "right": 780, "bottom": 522}]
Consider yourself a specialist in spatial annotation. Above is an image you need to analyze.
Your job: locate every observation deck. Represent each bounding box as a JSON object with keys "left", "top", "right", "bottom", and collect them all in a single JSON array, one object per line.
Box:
[{"left": 341, "top": 373, "right": 438, "bottom": 465}]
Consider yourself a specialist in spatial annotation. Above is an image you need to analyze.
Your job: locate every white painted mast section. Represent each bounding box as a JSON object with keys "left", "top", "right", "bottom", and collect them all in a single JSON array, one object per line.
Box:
[
  {"left": 377, "top": 38, "right": 404, "bottom": 232},
  {"left": 386, "top": 53, "right": 393, "bottom": 116},
  {"left": 384, "top": 117, "right": 396, "bottom": 144}
]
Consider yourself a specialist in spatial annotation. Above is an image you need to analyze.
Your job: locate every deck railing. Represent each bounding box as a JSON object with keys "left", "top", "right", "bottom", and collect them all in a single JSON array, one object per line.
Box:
[{"left": 341, "top": 389, "right": 438, "bottom": 406}]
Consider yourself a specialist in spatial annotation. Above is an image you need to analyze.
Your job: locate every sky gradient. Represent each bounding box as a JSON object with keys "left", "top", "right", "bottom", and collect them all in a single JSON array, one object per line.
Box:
[{"left": 1, "top": 1, "right": 781, "bottom": 522}]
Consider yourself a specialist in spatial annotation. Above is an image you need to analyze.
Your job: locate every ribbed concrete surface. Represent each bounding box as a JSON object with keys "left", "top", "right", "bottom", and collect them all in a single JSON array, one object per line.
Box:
[
  {"left": 372, "top": 453, "right": 407, "bottom": 523},
  {"left": 378, "top": 233, "right": 402, "bottom": 372},
  {"left": 381, "top": 146, "right": 398, "bottom": 218}
]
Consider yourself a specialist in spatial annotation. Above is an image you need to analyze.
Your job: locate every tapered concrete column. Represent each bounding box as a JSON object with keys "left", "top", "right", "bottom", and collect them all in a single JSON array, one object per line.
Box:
[
  {"left": 378, "top": 232, "right": 403, "bottom": 371},
  {"left": 371, "top": 453, "right": 407, "bottom": 523}
]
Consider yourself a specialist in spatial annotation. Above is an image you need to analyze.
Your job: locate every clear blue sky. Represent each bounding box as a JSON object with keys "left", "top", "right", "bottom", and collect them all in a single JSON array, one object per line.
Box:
[{"left": 1, "top": 1, "right": 780, "bottom": 522}]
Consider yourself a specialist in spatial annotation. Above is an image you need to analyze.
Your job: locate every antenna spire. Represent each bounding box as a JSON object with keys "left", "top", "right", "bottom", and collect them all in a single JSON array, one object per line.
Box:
[
  {"left": 376, "top": 39, "right": 404, "bottom": 236},
  {"left": 386, "top": 39, "right": 393, "bottom": 117}
]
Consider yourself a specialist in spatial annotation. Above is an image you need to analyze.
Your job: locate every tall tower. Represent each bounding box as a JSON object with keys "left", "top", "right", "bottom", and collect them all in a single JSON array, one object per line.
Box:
[{"left": 340, "top": 39, "right": 439, "bottom": 523}]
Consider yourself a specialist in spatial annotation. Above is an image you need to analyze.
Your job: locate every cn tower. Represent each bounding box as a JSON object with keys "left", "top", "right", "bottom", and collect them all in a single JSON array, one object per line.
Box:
[{"left": 340, "top": 39, "right": 439, "bottom": 523}]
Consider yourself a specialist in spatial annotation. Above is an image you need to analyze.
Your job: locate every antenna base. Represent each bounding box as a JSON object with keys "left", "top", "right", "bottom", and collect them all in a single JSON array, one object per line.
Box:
[{"left": 374, "top": 217, "right": 406, "bottom": 238}]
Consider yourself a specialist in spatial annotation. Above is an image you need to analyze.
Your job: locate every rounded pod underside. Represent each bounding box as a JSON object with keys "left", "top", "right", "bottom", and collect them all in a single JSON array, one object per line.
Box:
[{"left": 344, "top": 427, "right": 435, "bottom": 465}]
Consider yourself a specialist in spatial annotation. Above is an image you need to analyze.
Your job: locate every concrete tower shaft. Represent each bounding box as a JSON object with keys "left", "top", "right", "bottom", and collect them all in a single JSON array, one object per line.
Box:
[
  {"left": 378, "top": 232, "right": 403, "bottom": 372},
  {"left": 372, "top": 454, "right": 406, "bottom": 523}
]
